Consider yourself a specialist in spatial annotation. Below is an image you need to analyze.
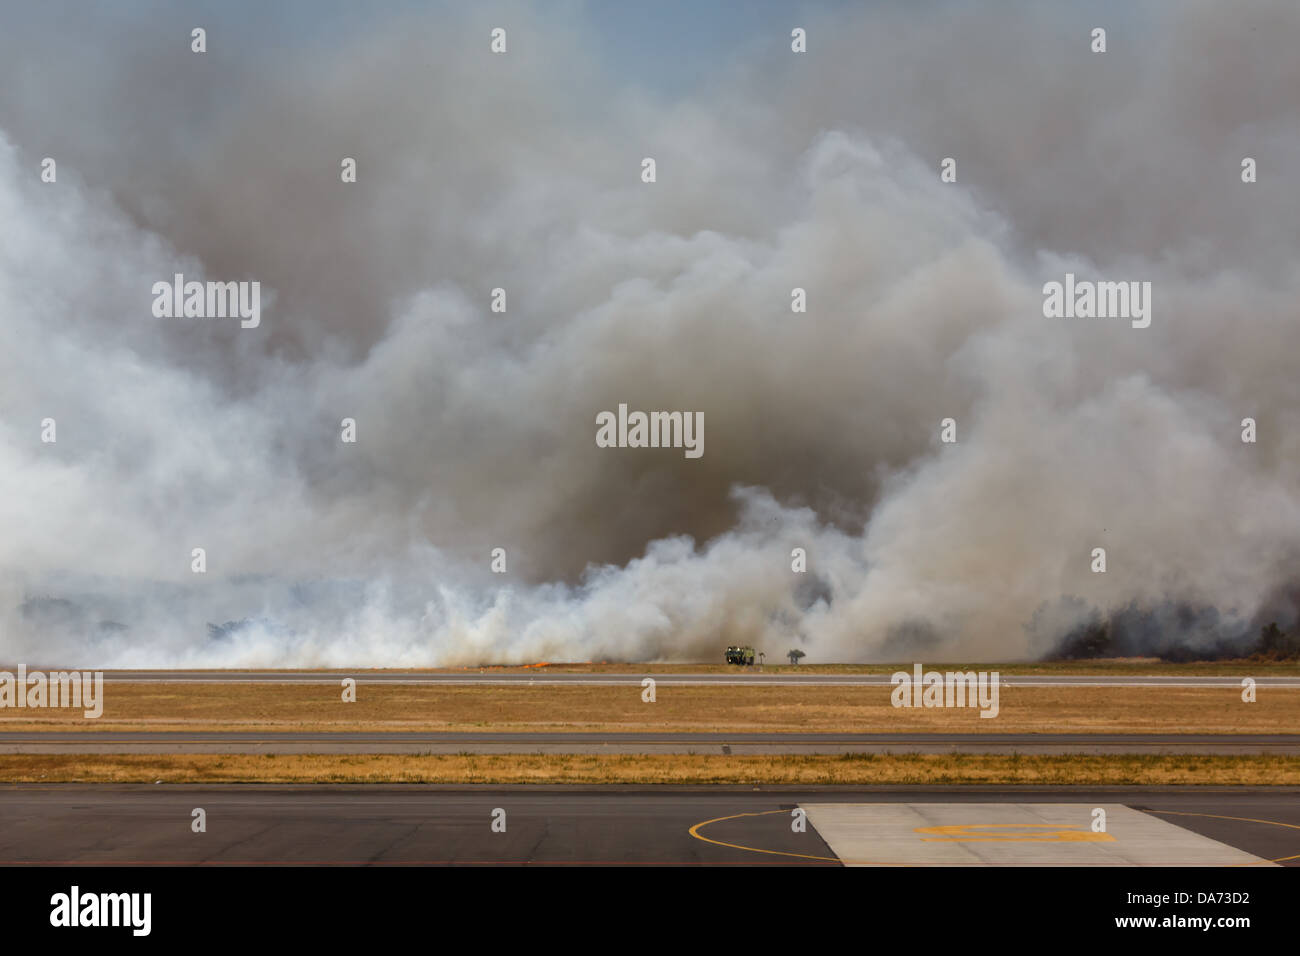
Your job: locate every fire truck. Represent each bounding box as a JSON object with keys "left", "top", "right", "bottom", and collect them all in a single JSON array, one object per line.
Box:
[{"left": 724, "top": 645, "right": 756, "bottom": 665}]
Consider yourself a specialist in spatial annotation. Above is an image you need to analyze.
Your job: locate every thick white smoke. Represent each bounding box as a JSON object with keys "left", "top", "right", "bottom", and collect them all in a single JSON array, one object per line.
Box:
[{"left": 0, "top": 1, "right": 1297, "bottom": 665}]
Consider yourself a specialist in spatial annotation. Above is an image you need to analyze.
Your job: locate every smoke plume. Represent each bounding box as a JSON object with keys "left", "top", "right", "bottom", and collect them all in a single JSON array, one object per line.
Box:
[{"left": 0, "top": 0, "right": 1297, "bottom": 665}]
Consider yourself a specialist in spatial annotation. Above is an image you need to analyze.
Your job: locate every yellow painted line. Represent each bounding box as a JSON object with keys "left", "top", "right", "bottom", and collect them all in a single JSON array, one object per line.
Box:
[
  {"left": 916, "top": 823, "right": 1115, "bottom": 842},
  {"left": 688, "top": 809, "right": 842, "bottom": 863},
  {"left": 691, "top": 806, "right": 1300, "bottom": 866},
  {"left": 1146, "top": 809, "right": 1300, "bottom": 865}
]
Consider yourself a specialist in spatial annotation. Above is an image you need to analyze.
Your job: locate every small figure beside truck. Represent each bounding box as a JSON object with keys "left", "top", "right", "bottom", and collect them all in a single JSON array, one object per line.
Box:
[{"left": 724, "top": 645, "right": 756, "bottom": 665}]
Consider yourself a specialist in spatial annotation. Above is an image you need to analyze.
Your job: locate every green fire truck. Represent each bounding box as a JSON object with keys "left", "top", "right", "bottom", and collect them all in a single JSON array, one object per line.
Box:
[{"left": 725, "top": 645, "right": 756, "bottom": 665}]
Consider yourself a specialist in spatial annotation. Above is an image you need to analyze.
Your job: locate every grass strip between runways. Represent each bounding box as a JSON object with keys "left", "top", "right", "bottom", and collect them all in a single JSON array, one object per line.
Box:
[{"left": 2, "top": 753, "right": 1298, "bottom": 785}]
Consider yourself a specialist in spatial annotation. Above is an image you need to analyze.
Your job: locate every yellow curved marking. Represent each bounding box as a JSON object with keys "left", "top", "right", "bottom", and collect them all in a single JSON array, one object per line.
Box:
[
  {"left": 1146, "top": 809, "right": 1300, "bottom": 866},
  {"left": 688, "top": 809, "right": 841, "bottom": 863},
  {"left": 691, "top": 807, "right": 1300, "bottom": 866}
]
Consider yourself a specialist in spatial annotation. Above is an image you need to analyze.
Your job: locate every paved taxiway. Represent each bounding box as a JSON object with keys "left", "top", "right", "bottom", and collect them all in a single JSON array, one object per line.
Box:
[{"left": 0, "top": 786, "right": 1294, "bottom": 865}]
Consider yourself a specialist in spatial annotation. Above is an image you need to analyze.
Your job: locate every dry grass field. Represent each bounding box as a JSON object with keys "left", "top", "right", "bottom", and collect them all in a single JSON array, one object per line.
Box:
[
  {"left": 1, "top": 682, "right": 1296, "bottom": 734},
  {"left": 2, "top": 753, "right": 1297, "bottom": 785}
]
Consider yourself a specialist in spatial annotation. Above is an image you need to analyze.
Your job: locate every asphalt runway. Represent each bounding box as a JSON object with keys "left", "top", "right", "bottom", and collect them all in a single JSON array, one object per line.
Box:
[
  {"left": 0, "top": 786, "right": 1295, "bottom": 865},
  {"left": 3, "top": 731, "right": 1298, "bottom": 755},
  {"left": 24, "top": 670, "right": 1300, "bottom": 687}
]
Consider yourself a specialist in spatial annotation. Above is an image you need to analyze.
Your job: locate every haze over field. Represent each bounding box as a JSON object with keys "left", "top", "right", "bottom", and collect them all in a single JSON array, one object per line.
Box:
[{"left": 1, "top": 0, "right": 1298, "bottom": 666}]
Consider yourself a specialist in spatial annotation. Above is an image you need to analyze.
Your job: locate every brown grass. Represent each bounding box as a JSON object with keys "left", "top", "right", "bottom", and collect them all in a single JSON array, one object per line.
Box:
[
  {"left": 1, "top": 753, "right": 1297, "bottom": 785},
  {"left": 2, "top": 683, "right": 1297, "bottom": 734}
]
